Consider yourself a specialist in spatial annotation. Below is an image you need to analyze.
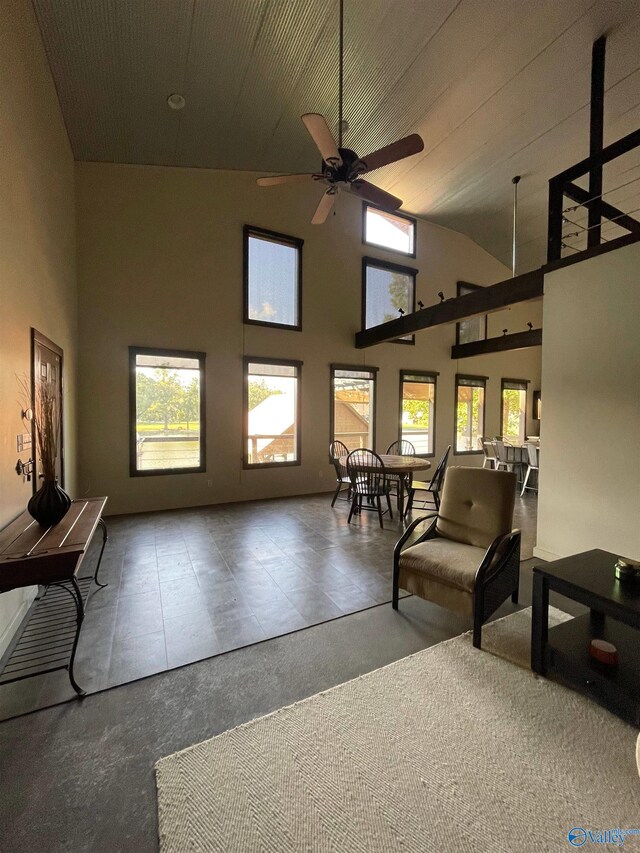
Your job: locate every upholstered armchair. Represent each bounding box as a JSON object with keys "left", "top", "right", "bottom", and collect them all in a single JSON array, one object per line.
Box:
[{"left": 393, "top": 467, "right": 521, "bottom": 648}]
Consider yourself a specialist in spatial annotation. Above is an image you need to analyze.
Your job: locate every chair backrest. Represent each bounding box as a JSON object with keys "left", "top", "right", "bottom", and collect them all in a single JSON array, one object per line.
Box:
[
  {"left": 346, "top": 448, "right": 387, "bottom": 494},
  {"left": 435, "top": 467, "right": 516, "bottom": 549},
  {"left": 386, "top": 439, "right": 416, "bottom": 456},
  {"left": 480, "top": 438, "right": 497, "bottom": 461},
  {"left": 525, "top": 442, "right": 539, "bottom": 467},
  {"left": 329, "top": 440, "right": 349, "bottom": 479},
  {"left": 430, "top": 445, "right": 451, "bottom": 494},
  {"left": 494, "top": 439, "right": 509, "bottom": 463}
]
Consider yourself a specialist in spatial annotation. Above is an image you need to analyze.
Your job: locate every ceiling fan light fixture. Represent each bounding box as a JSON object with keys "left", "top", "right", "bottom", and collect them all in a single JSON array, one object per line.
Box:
[{"left": 256, "top": 0, "right": 424, "bottom": 224}]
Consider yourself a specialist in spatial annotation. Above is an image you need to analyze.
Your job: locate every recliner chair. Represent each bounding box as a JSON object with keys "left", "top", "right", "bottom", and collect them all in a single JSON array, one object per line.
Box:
[{"left": 392, "top": 467, "right": 521, "bottom": 648}]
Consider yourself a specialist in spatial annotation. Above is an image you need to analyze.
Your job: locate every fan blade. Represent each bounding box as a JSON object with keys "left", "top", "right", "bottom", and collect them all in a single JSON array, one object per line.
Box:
[
  {"left": 257, "top": 174, "right": 316, "bottom": 187},
  {"left": 349, "top": 180, "right": 402, "bottom": 210},
  {"left": 311, "top": 190, "right": 336, "bottom": 225},
  {"left": 359, "top": 134, "right": 424, "bottom": 174},
  {"left": 301, "top": 114, "right": 342, "bottom": 166}
]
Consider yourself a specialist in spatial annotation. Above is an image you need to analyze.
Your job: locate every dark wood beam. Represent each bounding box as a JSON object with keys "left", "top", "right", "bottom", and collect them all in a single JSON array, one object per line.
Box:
[
  {"left": 355, "top": 268, "right": 543, "bottom": 349},
  {"left": 451, "top": 329, "right": 542, "bottom": 360},
  {"left": 564, "top": 181, "right": 640, "bottom": 237}
]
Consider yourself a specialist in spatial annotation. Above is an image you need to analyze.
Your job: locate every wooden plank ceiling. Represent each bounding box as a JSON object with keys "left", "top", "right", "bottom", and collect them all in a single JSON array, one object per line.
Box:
[{"left": 32, "top": 0, "right": 640, "bottom": 271}]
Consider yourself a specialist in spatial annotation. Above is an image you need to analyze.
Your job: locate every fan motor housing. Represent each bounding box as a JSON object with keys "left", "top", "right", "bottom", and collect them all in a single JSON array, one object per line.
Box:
[{"left": 322, "top": 148, "right": 364, "bottom": 184}]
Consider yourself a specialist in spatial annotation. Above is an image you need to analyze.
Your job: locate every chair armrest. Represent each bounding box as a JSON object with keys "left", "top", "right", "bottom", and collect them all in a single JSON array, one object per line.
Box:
[
  {"left": 475, "top": 529, "right": 521, "bottom": 586},
  {"left": 393, "top": 514, "right": 438, "bottom": 562}
]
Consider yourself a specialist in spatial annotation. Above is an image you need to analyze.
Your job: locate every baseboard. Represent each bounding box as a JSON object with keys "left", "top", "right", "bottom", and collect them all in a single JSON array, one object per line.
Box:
[
  {"left": 0, "top": 589, "right": 37, "bottom": 661},
  {"left": 533, "top": 546, "right": 562, "bottom": 562}
]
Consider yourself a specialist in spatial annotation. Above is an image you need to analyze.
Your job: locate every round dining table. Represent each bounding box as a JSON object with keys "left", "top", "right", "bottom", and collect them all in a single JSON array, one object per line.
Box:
[{"left": 339, "top": 454, "right": 431, "bottom": 519}]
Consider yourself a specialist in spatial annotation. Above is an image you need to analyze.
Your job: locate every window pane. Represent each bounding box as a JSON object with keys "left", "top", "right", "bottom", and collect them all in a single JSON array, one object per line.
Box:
[
  {"left": 365, "top": 264, "right": 414, "bottom": 335},
  {"left": 133, "top": 354, "right": 202, "bottom": 472},
  {"left": 401, "top": 377, "right": 435, "bottom": 455},
  {"left": 502, "top": 384, "right": 527, "bottom": 444},
  {"left": 365, "top": 206, "right": 415, "bottom": 254},
  {"left": 456, "top": 383, "right": 485, "bottom": 452},
  {"left": 247, "top": 364, "right": 298, "bottom": 464},
  {"left": 248, "top": 362, "right": 296, "bottom": 378},
  {"left": 247, "top": 234, "right": 299, "bottom": 327},
  {"left": 456, "top": 283, "right": 486, "bottom": 344},
  {"left": 332, "top": 371, "right": 375, "bottom": 452}
]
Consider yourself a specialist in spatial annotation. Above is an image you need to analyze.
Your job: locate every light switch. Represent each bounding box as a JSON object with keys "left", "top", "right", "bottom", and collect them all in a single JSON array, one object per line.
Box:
[{"left": 17, "top": 433, "right": 32, "bottom": 453}]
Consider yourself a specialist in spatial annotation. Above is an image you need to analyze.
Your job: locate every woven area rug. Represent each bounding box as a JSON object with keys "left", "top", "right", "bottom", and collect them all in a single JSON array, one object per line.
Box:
[{"left": 156, "top": 608, "right": 640, "bottom": 853}]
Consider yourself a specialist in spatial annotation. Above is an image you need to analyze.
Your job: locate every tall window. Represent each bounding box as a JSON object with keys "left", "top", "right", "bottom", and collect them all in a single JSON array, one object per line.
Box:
[
  {"left": 244, "top": 359, "right": 301, "bottom": 467},
  {"left": 501, "top": 379, "right": 528, "bottom": 445},
  {"left": 129, "top": 347, "right": 206, "bottom": 476},
  {"left": 455, "top": 281, "right": 487, "bottom": 345},
  {"left": 363, "top": 204, "right": 416, "bottom": 256},
  {"left": 399, "top": 371, "right": 437, "bottom": 456},
  {"left": 455, "top": 375, "right": 486, "bottom": 454},
  {"left": 331, "top": 365, "right": 377, "bottom": 452},
  {"left": 362, "top": 257, "right": 416, "bottom": 343},
  {"left": 244, "top": 226, "right": 303, "bottom": 330}
]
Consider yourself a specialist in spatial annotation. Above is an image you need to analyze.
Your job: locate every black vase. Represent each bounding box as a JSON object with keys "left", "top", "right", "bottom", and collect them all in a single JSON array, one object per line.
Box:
[{"left": 28, "top": 479, "right": 72, "bottom": 528}]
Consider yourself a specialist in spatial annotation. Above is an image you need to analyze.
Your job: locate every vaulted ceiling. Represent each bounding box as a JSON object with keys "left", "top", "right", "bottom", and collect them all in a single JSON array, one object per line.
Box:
[{"left": 32, "top": 0, "right": 640, "bottom": 272}]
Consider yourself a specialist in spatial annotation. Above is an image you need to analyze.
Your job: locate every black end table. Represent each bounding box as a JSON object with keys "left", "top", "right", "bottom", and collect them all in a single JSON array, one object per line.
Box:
[{"left": 532, "top": 549, "right": 640, "bottom": 726}]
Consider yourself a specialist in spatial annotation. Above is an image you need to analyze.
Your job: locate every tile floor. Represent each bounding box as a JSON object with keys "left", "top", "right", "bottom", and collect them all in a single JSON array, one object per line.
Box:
[{"left": 0, "top": 490, "right": 538, "bottom": 719}]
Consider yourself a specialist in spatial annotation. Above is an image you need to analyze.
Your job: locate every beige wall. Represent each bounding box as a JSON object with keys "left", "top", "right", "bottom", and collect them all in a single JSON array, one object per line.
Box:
[
  {"left": 535, "top": 242, "right": 640, "bottom": 562},
  {"left": 0, "top": 0, "right": 77, "bottom": 654},
  {"left": 76, "top": 162, "right": 542, "bottom": 516}
]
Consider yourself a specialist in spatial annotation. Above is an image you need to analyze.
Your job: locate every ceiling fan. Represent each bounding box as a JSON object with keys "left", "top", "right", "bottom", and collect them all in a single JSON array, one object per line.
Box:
[{"left": 256, "top": 0, "right": 424, "bottom": 224}]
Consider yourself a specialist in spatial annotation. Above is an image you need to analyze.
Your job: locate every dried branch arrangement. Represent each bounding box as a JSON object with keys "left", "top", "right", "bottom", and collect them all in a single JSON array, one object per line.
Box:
[{"left": 17, "top": 373, "right": 60, "bottom": 481}]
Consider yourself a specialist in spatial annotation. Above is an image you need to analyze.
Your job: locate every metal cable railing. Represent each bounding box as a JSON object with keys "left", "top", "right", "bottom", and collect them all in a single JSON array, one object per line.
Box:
[{"left": 547, "top": 127, "right": 640, "bottom": 262}]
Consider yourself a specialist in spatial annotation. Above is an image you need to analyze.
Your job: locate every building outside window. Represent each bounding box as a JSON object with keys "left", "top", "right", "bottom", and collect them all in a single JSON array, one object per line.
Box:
[
  {"left": 244, "top": 359, "right": 301, "bottom": 467},
  {"left": 501, "top": 379, "right": 528, "bottom": 445},
  {"left": 330, "top": 365, "right": 377, "bottom": 452},
  {"left": 129, "top": 347, "right": 206, "bottom": 476},
  {"left": 455, "top": 374, "right": 486, "bottom": 453},
  {"left": 399, "top": 371, "right": 437, "bottom": 456},
  {"left": 363, "top": 203, "right": 416, "bottom": 256},
  {"left": 244, "top": 226, "right": 303, "bottom": 330},
  {"left": 362, "top": 257, "right": 416, "bottom": 343}
]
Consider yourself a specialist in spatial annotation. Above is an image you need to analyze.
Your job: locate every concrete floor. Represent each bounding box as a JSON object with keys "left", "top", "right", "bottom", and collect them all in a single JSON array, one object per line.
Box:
[
  {"left": 0, "top": 555, "right": 586, "bottom": 853},
  {"left": 0, "top": 490, "right": 552, "bottom": 853}
]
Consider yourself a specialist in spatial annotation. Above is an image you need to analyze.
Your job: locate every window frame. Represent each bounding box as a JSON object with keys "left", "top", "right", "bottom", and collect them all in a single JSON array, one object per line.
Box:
[
  {"left": 454, "top": 373, "right": 487, "bottom": 456},
  {"left": 243, "top": 356, "right": 303, "bottom": 470},
  {"left": 129, "top": 345, "right": 207, "bottom": 478},
  {"left": 455, "top": 281, "right": 488, "bottom": 346},
  {"left": 330, "top": 363, "right": 378, "bottom": 453},
  {"left": 361, "top": 256, "right": 417, "bottom": 345},
  {"left": 243, "top": 225, "right": 304, "bottom": 331},
  {"left": 398, "top": 369, "right": 439, "bottom": 458},
  {"left": 500, "top": 378, "right": 529, "bottom": 445},
  {"left": 362, "top": 202, "right": 416, "bottom": 258}
]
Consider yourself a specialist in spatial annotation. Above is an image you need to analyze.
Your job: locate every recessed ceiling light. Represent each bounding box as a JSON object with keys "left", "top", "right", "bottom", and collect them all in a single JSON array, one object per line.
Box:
[{"left": 167, "top": 93, "right": 186, "bottom": 111}]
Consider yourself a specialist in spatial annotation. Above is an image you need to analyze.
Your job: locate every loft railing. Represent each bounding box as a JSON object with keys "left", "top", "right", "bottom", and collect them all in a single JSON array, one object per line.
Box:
[{"left": 547, "top": 127, "right": 640, "bottom": 263}]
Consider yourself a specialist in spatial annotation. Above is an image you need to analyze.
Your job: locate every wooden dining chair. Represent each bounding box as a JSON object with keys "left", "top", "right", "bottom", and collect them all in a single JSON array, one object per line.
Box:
[
  {"left": 386, "top": 439, "right": 416, "bottom": 456},
  {"left": 385, "top": 440, "right": 416, "bottom": 506},
  {"left": 346, "top": 449, "right": 393, "bottom": 529},
  {"left": 329, "top": 440, "right": 350, "bottom": 507},
  {"left": 404, "top": 445, "right": 451, "bottom": 517}
]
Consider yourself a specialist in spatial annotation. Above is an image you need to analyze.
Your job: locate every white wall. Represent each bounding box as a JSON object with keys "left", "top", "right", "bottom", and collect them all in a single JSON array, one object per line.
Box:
[
  {"left": 535, "top": 241, "right": 640, "bottom": 562},
  {"left": 0, "top": 0, "right": 77, "bottom": 655},
  {"left": 76, "top": 162, "right": 542, "bottom": 515}
]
